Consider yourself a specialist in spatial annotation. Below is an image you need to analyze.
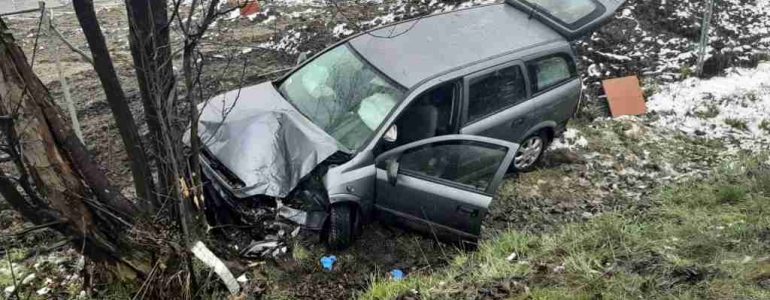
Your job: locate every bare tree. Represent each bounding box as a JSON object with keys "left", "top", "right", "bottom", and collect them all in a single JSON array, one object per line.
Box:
[
  {"left": 3, "top": 0, "right": 251, "bottom": 297},
  {"left": 0, "top": 18, "right": 182, "bottom": 295},
  {"left": 71, "top": 0, "right": 158, "bottom": 210},
  {"left": 125, "top": 0, "right": 178, "bottom": 207}
]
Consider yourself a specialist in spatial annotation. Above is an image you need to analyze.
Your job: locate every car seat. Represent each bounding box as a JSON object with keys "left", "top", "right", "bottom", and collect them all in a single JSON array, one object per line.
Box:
[{"left": 396, "top": 105, "right": 439, "bottom": 145}]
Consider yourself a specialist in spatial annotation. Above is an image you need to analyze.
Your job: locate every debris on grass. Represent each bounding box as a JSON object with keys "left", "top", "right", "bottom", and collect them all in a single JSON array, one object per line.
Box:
[
  {"left": 191, "top": 241, "right": 241, "bottom": 295},
  {"left": 320, "top": 255, "right": 337, "bottom": 271},
  {"left": 390, "top": 269, "right": 405, "bottom": 281},
  {"left": 241, "top": 241, "right": 282, "bottom": 259}
]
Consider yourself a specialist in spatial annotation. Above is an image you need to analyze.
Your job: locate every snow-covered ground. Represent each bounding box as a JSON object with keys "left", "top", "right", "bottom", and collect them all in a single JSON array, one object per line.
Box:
[
  {"left": 648, "top": 62, "right": 770, "bottom": 153},
  {"left": 557, "top": 63, "right": 770, "bottom": 155},
  {"left": 582, "top": 0, "right": 770, "bottom": 83}
]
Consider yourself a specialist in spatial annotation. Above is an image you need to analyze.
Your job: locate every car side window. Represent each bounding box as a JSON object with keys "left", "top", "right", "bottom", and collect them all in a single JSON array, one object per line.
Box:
[
  {"left": 398, "top": 141, "right": 507, "bottom": 192},
  {"left": 527, "top": 54, "right": 577, "bottom": 93},
  {"left": 467, "top": 65, "right": 527, "bottom": 122}
]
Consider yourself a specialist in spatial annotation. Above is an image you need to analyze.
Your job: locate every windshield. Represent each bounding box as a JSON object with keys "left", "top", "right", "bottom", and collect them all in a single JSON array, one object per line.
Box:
[
  {"left": 525, "top": 0, "right": 599, "bottom": 25},
  {"left": 278, "top": 44, "right": 404, "bottom": 151}
]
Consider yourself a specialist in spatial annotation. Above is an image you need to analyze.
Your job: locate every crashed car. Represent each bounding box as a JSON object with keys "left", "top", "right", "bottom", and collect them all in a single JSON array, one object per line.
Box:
[{"left": 190, "top": 0, "right": 623, "bottom": 249}]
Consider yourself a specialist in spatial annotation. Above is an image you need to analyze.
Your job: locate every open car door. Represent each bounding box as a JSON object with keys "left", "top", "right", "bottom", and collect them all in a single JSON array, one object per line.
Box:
[
  {"left": 505, "top": 0, "right": 625, "bottom": 40},
  {"left": 374, "top": 135, "right": 517, "bottom": 243}
]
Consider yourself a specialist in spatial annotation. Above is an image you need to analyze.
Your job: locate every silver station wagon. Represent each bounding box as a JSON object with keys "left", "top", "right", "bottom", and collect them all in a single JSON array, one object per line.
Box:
[{"left": 191, "top": 0, "right": 624, "bottom": 249}]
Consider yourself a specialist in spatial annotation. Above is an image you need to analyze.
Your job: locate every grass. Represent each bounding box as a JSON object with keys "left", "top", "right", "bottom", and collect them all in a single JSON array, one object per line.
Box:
[
  {"left": 680, "top": 66, "right": 694, "bottom": 79},
  {"left": 695, "top": 104, "right": 720, "bottom": 119},
  {"left": 361, "top": 155, "right": 770, "bottom": 299},
  {"left": 746, "top": 92, "right": 759, "bottom": 103},
  {"left": 760, "top": 120, "right": 770, "bottom": 134},
  {"left": 715, "top": 184, "right": 748, "bottom": 204},
  {"left": 724, "top": 118, "right": 749, "bottom": 131}
]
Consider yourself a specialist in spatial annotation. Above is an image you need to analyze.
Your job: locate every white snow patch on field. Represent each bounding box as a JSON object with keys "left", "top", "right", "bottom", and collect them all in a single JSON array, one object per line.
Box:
[
  {"left": 332, "top": 23, "right": 355, "bottom": 37},
  {"left": 551, "top": 128, "right": 589, "bottom": 150},
  {"left": 647, "top": 62, "right": 770, "bottom": 152}
]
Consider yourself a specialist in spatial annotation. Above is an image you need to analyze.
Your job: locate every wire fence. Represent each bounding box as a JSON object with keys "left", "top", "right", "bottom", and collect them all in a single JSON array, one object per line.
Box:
[
  {"left": 1, "top": 0, "right": 88, "bottom": 139},
  {"left": 0, "top": 0, "right": 64, "bottom": 15}
]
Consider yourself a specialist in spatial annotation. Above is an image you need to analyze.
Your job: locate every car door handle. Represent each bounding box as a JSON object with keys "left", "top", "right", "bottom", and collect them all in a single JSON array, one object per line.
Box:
[{"left": 456, "top": 205, "right": 479, "bottom": 217}]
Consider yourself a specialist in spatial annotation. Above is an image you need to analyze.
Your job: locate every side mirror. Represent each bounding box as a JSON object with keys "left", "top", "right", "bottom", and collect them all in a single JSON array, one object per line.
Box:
[
  {"left": 383, "top": 125, "right": 398, "bottom": 143},
  {"left": 386, "top": 159, "right": 400, "bottom": 186}
]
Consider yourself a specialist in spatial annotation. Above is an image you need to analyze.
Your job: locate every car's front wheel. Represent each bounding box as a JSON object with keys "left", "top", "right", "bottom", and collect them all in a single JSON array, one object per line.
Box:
[
  {"left": 326, "top": 204, "right": 355, "bottom": 250},
  {"left": 513, "top": 132, "right": 547, "bottom": 172}
]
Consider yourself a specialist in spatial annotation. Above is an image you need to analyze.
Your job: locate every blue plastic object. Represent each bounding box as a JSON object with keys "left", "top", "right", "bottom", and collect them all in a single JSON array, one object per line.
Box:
[
  {"left": 320, "top": 255, "right": 337, "bottom": 271},
  {"left": 390, "top": 269, "right": 405, "bottom": 281}
]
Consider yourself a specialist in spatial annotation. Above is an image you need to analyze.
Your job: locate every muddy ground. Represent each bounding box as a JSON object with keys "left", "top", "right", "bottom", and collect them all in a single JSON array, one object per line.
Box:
[{"left": 0, "top": 0, "right": 768, "bottom": 298}]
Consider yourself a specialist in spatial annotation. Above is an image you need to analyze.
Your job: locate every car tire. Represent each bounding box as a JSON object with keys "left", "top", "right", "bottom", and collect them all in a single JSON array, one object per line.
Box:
[
  {"left": 513, "top": 131, "right": 548, "bottom": 172},
  {"left": 326, "top": 204, "right": 355, "bottom": 250}
]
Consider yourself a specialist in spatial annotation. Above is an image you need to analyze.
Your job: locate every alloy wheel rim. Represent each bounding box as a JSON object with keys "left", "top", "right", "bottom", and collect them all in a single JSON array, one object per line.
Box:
[{"left": 514, "top": 136, "right": 543, "bottom": 169}]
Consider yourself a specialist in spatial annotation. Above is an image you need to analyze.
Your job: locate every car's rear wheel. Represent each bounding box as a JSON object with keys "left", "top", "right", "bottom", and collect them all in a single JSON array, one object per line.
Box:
[
  {"left": 514, "top": 132, "right": 547, "bottom": 172},
  {"left": 326, "top": 204, "right": 355, "bottom": 250}
]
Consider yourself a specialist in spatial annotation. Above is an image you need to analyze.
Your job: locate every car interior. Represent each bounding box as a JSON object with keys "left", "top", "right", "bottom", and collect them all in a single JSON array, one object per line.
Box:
[
  {"left": 392, "top": 82, "right": 457, "bottom": 147},
  {"left": 468, "top": 65, "right": 528, "bottom": 121}
]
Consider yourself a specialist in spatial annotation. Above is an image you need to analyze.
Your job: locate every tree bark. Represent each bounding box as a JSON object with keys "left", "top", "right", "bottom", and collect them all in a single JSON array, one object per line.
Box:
[
  {"left": 71, "top": 0, "right": 158, "bottom": 209},
  {"left": 124, "top": 0, "right": 176, "bottom": 207},
  {"left": 0, "top": 17, "right": 154, "bottom": 276}
]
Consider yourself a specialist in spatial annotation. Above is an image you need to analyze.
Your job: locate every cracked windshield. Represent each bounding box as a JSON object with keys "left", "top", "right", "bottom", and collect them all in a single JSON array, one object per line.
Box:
[{"left": 278, "top": 44, "right": 404, "bottom": 151}]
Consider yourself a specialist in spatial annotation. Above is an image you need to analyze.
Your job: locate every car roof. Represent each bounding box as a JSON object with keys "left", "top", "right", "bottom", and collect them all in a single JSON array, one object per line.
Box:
[{"left": 349, "top": 3, "right": 565, "bottom": 89}]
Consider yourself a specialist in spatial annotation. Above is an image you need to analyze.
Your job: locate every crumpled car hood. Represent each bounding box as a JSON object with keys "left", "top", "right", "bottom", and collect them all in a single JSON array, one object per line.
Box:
[{"left": 195, "top": 82, "right": 340, "bottom": 198}]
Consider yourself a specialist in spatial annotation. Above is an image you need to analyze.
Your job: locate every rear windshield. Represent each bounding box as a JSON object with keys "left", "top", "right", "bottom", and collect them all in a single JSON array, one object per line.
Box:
[{"left": 524, "top": 0, "right": 600, "bottom": 25}]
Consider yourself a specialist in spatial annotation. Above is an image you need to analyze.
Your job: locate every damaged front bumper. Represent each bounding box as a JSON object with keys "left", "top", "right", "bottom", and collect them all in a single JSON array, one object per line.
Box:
[{"left": 199, "top": 151, "right": 330, "bottom": 232}]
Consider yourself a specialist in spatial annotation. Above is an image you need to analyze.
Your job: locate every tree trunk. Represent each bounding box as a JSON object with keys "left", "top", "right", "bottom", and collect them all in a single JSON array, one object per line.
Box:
[
  {"left": 125, "top": 0, "right": 177, "bottom": 207},
  {"left": 0, "top": 17, "right": 154, "bottom": 277},
  {"left": 71, "top": 0, "right": 158, "bottom": 210}
]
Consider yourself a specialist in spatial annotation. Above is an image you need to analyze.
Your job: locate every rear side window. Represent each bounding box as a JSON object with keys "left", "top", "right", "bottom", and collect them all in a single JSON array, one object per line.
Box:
[
  {"left": 467, "top": 65, "right": 527, "bottom": 122},
  {"left": 527, "top": 55, "right": 577, "bottom": 93}
]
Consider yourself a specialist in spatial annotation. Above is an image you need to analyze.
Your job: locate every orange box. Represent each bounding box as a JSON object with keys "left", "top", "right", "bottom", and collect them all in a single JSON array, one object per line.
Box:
[
  {"left": 602, "top": 76, "right": 647, "bottom": 117},
  {"left": 241, "top": 1, "right": 260, "bottom": 16}
]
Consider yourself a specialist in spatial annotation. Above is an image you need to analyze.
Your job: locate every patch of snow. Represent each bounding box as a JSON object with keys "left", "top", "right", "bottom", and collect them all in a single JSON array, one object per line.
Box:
[
  {"left": 595, "top": 51, "right": 633, "bottom": 62},
  {"left": 36, "top": 287, "right": 50, "bottom": 296},
  {"left": 332, "top": 23, "right": 354, "bottom": 38},
  {"left": 648, "top": 62, "right": 770, "bottom": 152},
  {"left": 4, "top": 286, "right": 15, "bottom": 297},
  {"left": 551, "top": 128, "right": 589, "bottom": 150},
  {"left": 256, "top": 29, "right": 303, "bottom": 55},
  {"left": 21, "top": 274, "right": 36, "bottom": 285},
  {"left": 260, "top": 15, "right": 277, "bottom": 23}
]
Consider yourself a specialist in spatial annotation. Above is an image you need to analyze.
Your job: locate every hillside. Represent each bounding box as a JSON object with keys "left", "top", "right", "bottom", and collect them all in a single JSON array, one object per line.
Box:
[{"left": 0, "top": 0, "right": 768, "bottom": 299}]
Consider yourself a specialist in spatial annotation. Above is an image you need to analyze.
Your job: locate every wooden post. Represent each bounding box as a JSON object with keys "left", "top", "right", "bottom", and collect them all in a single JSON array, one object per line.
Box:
[{"left": 696, "top": 0, "right": 714, "bottom": 77}]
